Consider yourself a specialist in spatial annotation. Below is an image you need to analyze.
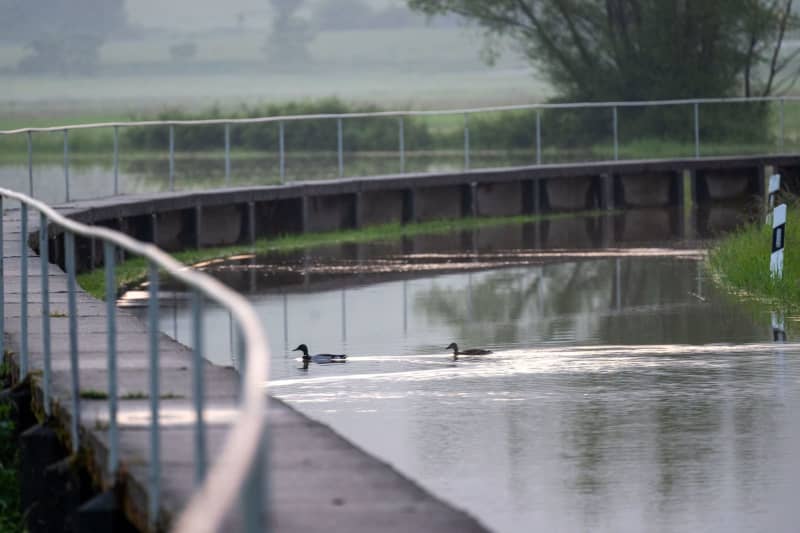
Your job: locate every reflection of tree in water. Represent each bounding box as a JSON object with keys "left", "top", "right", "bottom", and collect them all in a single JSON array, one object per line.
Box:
[{"left": 413, "top": 260, "right": 615, "bottom": 346}]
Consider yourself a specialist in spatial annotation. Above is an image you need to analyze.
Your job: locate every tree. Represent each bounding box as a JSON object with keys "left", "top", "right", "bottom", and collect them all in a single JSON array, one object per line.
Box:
[
  {"left": 264, "top": 0, "right": 316, "bottom": 68},
  {"left": 407, "top": 0, "right": 798, "bottom": 101},
  {"left": 0, "top": 0, "right": 126, "bottom": 75}
]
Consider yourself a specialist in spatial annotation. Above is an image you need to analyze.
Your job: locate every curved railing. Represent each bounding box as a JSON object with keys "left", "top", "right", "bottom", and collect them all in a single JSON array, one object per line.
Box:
[
  {"left": 0, "top": 95, "right": 798, "bottom": 203},
  {"left": 0, "top": 187, "right": 269, "bottom": 532}
]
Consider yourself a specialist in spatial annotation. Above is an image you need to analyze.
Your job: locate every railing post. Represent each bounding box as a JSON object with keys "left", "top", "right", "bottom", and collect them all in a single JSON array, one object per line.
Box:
[
  {"left": 191, "top": 290, "right": 207, "bottom": 485},
  {"left": 20, "top": 203, "right": 28, "bottom": 379},
  {"left": 63, "top": 129, "right": 70, "bottom": 202},
  {"left": 65, "top": 232, "right": 80, "bottom": 453},
  {"left": 279, "top": 121, "right": 285, "bottom": 184},
  {"left": 40, "top": 213, "right": 52, "bottom": 416},
  {"left": 104, "top": 242, "right": 119, "bottom": 475},
  {"left": 612, "top": 106, "right": 619, "bottom": 161},
  {"left": 113, "top": 125, "right": 119, "bottom": 196},
  {"left": 536, "top": 110, "right": 542, "bottom": 165},
  {"left": 148, "top": 260, "right": 161, "bottom": 529},
  {"left": 225, "top": 123, "right": 231, "bottom": 186},
  {"left": 337, "top": 117, "right": 344, "bottom": 178},
  {"left": 398, "top": 116, "right": 405, "bottom": 174},
  {"left": 169, "top": 125, "right": 175, "bottom": 191},
  {"left": 27, "top": 131, "right": 33, "bottom": 197},
  {"left": 463, "top": 113, "right": 470, "bottom": 171},
  {"left": 693, "top": 102, "right": 700, "bottom": 158}
]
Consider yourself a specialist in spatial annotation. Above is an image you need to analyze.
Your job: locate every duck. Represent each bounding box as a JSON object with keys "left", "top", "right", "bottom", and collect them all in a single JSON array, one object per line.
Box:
[
  {"left": 293, "top": 344, "right": 347, "bottom": 370},
  {"left": 446, "top": 342, "right": 492, "bottom": 361}
]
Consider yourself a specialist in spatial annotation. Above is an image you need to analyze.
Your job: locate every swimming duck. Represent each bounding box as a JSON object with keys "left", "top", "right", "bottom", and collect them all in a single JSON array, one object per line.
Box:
[
  {"left": 447, "top": 342, "right": 492, "bottom": 361},
  {"left": 293, "top": 344, "right": 347, "bottom": 370}
]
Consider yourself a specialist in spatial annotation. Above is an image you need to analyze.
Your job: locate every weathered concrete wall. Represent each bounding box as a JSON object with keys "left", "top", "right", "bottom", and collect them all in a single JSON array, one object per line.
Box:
[
  {"left": 695, "top": 166, "right": 762, "bottom": 204},
  {"left": 154, "top": 210, "right": 184, "bottom": 251},
  {"left": 305, "top": 194, "right": 356, "bottom": 233},
  {"left": 358, "top": 190, "right": 405, "bottom": 227},
  {"left": 413, "top": 185, "right": 463, "bottom": 222},
  {"left": 543, "top": 176, "right": 596, "bottom": 211},
  {"left": 475, "top": 181, "right": 523, "bottom": 217},
  {"left": 254, "top": 198, "right": 304, "bottom": 238},
  {"left": 619, "top": 172, "right": 678, "bottom": 207},
  {"left": 198, "top": 205, "right": 243, "bottom": 247}
]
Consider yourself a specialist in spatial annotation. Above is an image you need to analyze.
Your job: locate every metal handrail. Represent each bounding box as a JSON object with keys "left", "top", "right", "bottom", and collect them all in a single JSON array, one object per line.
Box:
[
  {"left": 0, "top": 186, "right": 269, "bottom": 532},
  {"left": 0, "top": 95, "right": 793, "bottom": 200},
  {"left": 0, "top": 95, "right": 797, "bottom": 134}
]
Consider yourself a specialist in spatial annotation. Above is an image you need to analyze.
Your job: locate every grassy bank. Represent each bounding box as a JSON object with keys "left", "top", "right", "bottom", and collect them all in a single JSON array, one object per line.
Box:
[
  {"left": 708, "top": 202, "right": 799, "bottom": 310},
  {"left": 77, "top": 210, "right": 603, "bottom": 299}
]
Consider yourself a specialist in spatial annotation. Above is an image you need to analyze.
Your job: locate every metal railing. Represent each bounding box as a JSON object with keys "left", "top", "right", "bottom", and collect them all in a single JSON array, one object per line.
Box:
[
  {"left": 0, "top": 95, "right": 798, "bottom": 202},
  {"left": 0, "top": 187, "right": 269, "bottom": 532}
]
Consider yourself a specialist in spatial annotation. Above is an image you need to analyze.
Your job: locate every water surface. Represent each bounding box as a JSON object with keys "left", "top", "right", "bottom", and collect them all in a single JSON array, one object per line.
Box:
[{"left": 125, "top": 210, "right": 800, "bottom": 532}]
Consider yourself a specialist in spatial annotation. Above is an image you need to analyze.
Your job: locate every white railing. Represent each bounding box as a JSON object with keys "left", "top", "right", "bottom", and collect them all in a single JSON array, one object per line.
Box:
[
  {"left": 0, "top": 187, "right": 269, "bottom": 532},
  {"left": 0, "top": 95, "right": 797, "bottom": 202}
]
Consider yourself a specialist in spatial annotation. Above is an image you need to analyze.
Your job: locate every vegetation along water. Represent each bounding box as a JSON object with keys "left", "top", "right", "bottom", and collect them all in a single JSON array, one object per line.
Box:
[{"left": 709, "top": 201, "right": 799, "bottom": 311}]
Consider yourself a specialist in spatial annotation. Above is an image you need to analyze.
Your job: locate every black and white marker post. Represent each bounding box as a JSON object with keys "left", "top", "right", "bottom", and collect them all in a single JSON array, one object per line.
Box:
[
  {"left": 771, "top": 203, "right": 787, "bottom": 279},
  {"left": 766, "top": 173, "right": 781, "bottom": 223}
]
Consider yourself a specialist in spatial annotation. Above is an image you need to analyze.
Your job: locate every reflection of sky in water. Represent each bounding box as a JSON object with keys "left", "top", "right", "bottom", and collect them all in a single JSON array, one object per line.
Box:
[{"left": 125, "top": 248, "right": 800, "bottom": 532}]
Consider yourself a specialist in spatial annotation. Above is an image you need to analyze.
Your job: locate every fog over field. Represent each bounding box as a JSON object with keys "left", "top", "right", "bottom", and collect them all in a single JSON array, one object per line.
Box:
[{"left": 0, "top": 0, "right": 546, "bottom": 121}]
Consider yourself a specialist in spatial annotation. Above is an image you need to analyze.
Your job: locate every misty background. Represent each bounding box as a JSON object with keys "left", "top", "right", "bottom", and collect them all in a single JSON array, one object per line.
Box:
[{"left": 0, "top": 0, "right": 546, "bottom": 122}]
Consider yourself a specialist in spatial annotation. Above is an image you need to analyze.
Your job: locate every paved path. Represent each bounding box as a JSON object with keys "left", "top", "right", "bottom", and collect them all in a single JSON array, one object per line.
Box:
[{"left": 2, "top": 205, "right": 488, "bottom": 532}]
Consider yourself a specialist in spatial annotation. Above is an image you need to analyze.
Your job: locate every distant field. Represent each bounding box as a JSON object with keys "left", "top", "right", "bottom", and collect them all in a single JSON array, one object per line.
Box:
[{"left": 0, "top": 26, "right": 548, "bottom": 120}]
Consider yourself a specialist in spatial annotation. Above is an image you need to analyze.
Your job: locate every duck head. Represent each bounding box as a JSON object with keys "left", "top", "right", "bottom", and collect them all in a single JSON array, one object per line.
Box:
[
  {"left": 292, "top": 344, "right": 309, "bottom": 356},
  {"left": 446, "top": 342, "right": 458, "bottom": 354}
]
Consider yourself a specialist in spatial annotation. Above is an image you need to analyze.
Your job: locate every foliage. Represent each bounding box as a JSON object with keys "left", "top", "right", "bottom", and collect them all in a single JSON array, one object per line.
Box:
[
  {"left": 123, "top": 98, "right": 434, "bottom": 151},
  {"left": 407, "top": 0, "right": 799, "bottom": 101},
  {"left": 313, "top": 0, "right": 424, "bottom": 30},
  {"left": 265, "top": 0, "right": 316, "bottom": 67},
  {"left": 17, "top": 35, "right": 103, "bottom": 75},
  {"left": 708, "top": 201, "right": 800, "bottom": 310},
  {"left": 0, "top": 0, "right": 126, "bottom": 75},
  {"left": 408, "top": 1, "right": 795, "bottom": 143}
]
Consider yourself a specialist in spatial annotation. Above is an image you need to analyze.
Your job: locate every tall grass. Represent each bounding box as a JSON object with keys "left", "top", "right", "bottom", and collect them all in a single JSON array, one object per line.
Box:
[{"left": 708, "top": 202, "right": 799, "bottom": 310}]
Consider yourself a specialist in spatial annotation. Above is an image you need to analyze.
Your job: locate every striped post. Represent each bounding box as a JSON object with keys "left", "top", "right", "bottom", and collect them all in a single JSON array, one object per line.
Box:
[
  {"left": 771, "top": 203, "right": 787, "bottom": 279},
  {"left": 766, "top": 173, "right": 781, "bottom": 223}
]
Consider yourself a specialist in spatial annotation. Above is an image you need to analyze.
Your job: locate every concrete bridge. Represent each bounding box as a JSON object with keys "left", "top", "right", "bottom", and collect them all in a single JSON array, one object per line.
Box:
[{"left": 47, "top": 154, "right": 799, "bottom": 264}]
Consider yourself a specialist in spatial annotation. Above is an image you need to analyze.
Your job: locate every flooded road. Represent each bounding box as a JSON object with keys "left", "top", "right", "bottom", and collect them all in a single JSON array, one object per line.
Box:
[{"left": 126, "top": 210, "right": 800, "bottom": 532}]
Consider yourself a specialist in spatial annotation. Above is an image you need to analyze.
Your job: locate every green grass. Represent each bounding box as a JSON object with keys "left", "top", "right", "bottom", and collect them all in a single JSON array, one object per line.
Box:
[
  {"left": 708, "top": 202, "right": 799, "bottom": 310},
  {"left": 77, "top": 210, "right": 605, "bottom": 299},
  {"left": 79, "top": 389, "right": 109, "bottom": 400}
]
